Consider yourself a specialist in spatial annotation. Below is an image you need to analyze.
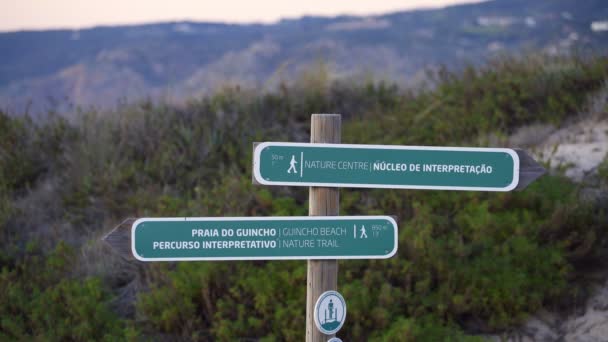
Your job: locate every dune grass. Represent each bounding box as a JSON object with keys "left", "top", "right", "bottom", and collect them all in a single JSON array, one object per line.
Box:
[{"left": 0, "top": 54, "right": 607, "bottom": 340}]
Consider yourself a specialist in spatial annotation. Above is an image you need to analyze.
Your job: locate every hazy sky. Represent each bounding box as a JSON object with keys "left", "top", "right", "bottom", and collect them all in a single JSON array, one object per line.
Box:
[{"left": 0, "top": 0, "right": 484, "bottom": 32}]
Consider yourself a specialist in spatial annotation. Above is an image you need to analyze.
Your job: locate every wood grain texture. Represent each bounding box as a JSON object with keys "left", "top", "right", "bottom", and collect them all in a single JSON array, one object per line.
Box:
[
  {"left": 102, "top": 218, "right": 136, "bottom": 261},
  {"left": 306, "top": 114, "right": 341, "bottom": 342}
]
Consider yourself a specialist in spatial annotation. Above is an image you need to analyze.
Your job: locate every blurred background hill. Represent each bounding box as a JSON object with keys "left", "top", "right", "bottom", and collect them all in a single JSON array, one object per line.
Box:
[{"left": 1, "top": 0, "right": 607, "bottom": 116}]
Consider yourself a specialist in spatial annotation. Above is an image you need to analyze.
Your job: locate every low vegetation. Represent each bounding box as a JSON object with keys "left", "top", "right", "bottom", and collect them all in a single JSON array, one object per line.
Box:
[{"left": 1, "top": 54, "right": 607, "bottom": 340}]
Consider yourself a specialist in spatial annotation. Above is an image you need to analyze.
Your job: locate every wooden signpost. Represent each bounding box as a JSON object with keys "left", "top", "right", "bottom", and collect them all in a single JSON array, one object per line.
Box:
[
  {"left": 306, "top": 114, "right": 340, "bottom": 342},
  {"left": 103, "top": 113, "right": 546, "bottom": 341}
]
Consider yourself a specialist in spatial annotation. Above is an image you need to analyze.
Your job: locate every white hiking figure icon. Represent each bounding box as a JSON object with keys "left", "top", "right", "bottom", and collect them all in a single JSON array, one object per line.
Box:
[
  {"left": 360, "top": 225, "right": 368, "bottom": 239},
  {"left": 287, "top": 155, "right": 298, "bottom": 174}
]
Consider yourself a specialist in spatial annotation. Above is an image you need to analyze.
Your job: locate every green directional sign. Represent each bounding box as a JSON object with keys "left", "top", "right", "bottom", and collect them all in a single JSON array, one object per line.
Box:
[
  {"left": 253, "top": 142, "right": 519, "bottom": 191},
  {"left": 132, "top": 216, "right": 397, "bottom": 261}
]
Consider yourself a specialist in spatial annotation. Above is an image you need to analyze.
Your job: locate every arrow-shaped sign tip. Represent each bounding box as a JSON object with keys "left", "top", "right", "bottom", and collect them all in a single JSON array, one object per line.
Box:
[
  {"left": 514, "top": 149, "right": 546, "bottom": 191},
  {"left": 103, "top": 218, "right": 136, "bottom": 261}
]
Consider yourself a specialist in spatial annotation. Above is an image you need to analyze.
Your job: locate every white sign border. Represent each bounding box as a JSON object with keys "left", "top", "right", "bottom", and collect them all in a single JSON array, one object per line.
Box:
[
  {"left": 314, "top": 290, "right": 347, "bottom": 335},
  {"left": 253, "top": 142, "right": 520, "bottom": 192},
  {"left": 132, "top": 216, "right": 398, "bottom": 262}
]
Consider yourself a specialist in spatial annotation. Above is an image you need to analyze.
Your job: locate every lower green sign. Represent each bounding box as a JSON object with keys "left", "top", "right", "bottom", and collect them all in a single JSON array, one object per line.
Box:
[{"left": 132, "top": 216, "right": 398, "bottom": 261}]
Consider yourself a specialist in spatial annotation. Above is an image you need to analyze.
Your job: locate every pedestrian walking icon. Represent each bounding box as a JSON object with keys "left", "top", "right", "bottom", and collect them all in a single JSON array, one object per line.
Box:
[
  {"left": 287, "top": 155, "right": 298, "bottom": 174},
  {"left": 353, "top": 224, "right": 368, "bottom": 239},
  {"left": 360, "top": 225, "right": 368, "bottom": 239}
]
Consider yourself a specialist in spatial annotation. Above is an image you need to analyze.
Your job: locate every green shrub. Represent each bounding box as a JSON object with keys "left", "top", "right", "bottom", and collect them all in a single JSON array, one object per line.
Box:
[
  {"left": 372, "top": 315, "right": 484, "bottom": 341},
  {"left": 2, "top": 54, "right": 608, "bottom": 340},
  {"left": 0, "top": 112, "right": 39, "bottom": 192},
  {"left": 344, "top": 55, "right": 608, "bottom": 146},
  {"left": 0, "top": 242, "right": 137, "bottom": 340}
]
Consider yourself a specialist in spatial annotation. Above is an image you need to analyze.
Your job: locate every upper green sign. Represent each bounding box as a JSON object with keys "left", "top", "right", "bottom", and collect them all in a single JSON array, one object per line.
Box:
[
  {"left": 253, "top": 142, "right": 519, "bottom": 191},
  {"left": 132, "top": 216, "right": 397, "bottom": 261}
]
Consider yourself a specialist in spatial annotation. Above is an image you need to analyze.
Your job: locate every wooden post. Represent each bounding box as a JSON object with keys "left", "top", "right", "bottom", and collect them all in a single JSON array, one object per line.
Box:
[{"left": 306, "top": 114, "right": 341, "bottom": 342}]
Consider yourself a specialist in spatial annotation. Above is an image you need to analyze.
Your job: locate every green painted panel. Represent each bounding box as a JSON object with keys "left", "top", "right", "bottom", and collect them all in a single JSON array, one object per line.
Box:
[
  {"left": 254, "top": 143, "right": 519, "bottom": 191},
  {"left": 132, "top": 216, "right": 397, "bottom": 261}
]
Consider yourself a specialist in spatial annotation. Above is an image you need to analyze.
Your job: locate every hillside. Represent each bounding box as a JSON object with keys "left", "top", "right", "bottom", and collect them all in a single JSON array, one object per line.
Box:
[
  {"left": 1, "top": 0, "right": 608, "bottom": 115},
  {"left": 1, "top": 54, "right": 607, "bottom": 340}
]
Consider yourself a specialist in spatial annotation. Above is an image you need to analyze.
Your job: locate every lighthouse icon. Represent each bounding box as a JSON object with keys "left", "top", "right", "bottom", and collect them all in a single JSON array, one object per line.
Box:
[
  {"left": 314, "top": 291, "right": 346, "bottom": 334},
  {"left": 324, "top": 299, "right": 337, "bottom": 325}
]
